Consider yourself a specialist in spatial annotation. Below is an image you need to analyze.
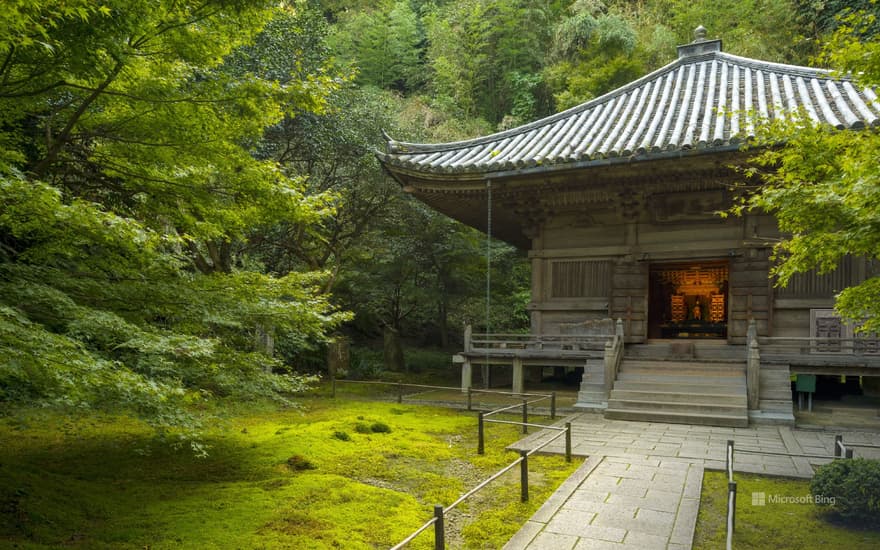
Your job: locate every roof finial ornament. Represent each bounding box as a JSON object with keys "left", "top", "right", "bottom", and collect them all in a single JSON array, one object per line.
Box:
[{"left": 676, "top": 26, "right": 721, "bottom": 58}]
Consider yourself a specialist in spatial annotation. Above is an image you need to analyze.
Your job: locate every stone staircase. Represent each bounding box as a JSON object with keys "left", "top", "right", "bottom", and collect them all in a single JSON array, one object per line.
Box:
[
  {"left": 752, "top": 362, "right": 795, "bottom": 424},
  {"left": 604, "top": 358, "right": 749, "bottom": 427},
  {"left": 575, "top": 358, "right": 607, "bottom": 410}
]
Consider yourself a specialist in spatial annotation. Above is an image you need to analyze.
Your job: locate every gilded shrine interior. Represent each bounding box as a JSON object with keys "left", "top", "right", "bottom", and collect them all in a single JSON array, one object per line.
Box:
[{"left": 648, "top": 261, "right": 729, "bottom": 339}]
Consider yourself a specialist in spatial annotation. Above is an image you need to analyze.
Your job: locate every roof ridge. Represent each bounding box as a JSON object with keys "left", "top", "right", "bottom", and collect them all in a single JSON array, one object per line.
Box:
[{"left": 715, "top": 51, "right": 837, "bottom": 79}]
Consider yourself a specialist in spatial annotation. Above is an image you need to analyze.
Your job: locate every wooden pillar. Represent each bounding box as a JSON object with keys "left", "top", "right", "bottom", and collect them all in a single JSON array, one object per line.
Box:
[
  {"left": 327, "top": 336, "right": 349, "bottom": 379},
  {"left": 513, "top": 356, "right": 524, "bottom": 394},
  {"left": 747, "top": 339, "right": 760, "bottom": 410},
  {"left": 455, "top": 354, "right": 471, "bottom": 393}
]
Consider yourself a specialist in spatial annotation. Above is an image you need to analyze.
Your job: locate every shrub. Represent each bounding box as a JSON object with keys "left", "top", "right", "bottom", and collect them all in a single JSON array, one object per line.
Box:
[
  {"left": 354, "top": 422, "right": 371, "bottom": 434},
  {"left": 404, "top": 349, "right": 452, "bottom": 372},
  {"left": 286, "top": 455, "right": 317, "bottom": 471},
  {"left": 810, "top": 457, "right": 880, "bottom": 526},
  {"left": 370, "top": 422, "right": 391, "bottom": 433},
  {"left": 347, "top": 348, "right": 386, "bottom": 380},
  {"left": 332, "top": 431, "right": 351, "bottom": 441}
]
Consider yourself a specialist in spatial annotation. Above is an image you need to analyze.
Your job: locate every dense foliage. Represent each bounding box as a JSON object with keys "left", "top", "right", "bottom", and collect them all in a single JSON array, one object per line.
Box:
[
  {"left": 811, "top": 458, "right": 880, "bottom": 526},
  {"left": 735, "top": 9, "right": 880, "bottom": 333},
  {"left": 0, "top": 1, "right": 349, "bottom": 446}
]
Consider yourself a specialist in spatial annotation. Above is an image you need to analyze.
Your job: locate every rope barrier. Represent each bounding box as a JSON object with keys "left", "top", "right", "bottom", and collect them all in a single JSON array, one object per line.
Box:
[
  {"left": 484, "top": 419, "right": 563, "bottom": 430},
  {"left": 389, "top": 517, "right": 437, "bottom": 550}
]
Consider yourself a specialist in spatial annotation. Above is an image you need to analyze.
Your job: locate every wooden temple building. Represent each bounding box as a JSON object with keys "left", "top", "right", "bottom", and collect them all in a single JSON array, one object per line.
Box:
[{"left": 377, "top": 28, "right": 880, "bottom": 427}]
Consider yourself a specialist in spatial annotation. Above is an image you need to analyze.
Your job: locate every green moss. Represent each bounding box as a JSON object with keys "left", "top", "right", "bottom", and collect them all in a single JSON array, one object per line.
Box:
[
  {"left": 354, "top": 421, "right": 371, "bottom": 433},
  {"left": 370, "top": 421, "right": 391, "bottom": 433},
  {"left": 0, "top": 400, "right": 579, "bottom": 549},
  {"left": 694, "top": 470, "right": 880, "bottom": 549}
]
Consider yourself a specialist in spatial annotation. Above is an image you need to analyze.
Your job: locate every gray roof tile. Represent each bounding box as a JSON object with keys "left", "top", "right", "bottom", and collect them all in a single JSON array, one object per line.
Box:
[{"left": 379, "top": 49, "right": 880, "bottom": 177}]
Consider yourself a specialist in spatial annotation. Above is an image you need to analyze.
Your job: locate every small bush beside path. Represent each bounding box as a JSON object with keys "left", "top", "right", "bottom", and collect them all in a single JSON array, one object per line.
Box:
[{"left": 694, "top": 470, "right": 880, "bottom": 549}]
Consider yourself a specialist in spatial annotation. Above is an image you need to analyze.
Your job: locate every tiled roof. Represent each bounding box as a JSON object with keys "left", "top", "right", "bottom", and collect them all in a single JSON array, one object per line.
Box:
[{"left": 378, "top": 40, "right": 880, "bottom": 177}]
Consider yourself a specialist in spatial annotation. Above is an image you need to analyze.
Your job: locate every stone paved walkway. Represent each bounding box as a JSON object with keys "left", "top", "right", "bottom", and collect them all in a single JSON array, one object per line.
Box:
[{"left": 502, "top": 414, "right": 880, "bottom": 549}]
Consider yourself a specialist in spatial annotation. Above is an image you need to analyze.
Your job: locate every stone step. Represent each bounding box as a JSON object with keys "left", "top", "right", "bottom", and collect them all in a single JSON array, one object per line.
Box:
[
  {"left": 760, "top": 371, "right": 792, "bottom": 379},
  {"left": 609, "top": 389, "right": 746, "bottom": 405},
  {"left": 619, "top": 363, "right": 745, "bottom": 373},
  {"left": 623, "top": 353, "right": 746, "bottom": 365},
  {"left": 616, "top": 374, "right": 747, "bottom": 387},
  {"left": 606, "top": 352, "right": 749, "bottom": 427},
  {"left": 614, "top": 380, "right": 746, "bottom": 395},
  {"left": 604, "top": 407, "right": 749, "bottom": 428},
  {"left": 617, "top": 369, "right": 746, "bottom": 384},
  {"left": 620, "top": 361, "right": 745, "bottom": 374},
  {"left": 625, "top": 343, "right": 747, "bottom": 362},
  {"left": 576, "top": 391, "right": 607, "bottom": 407},
  {"left": 760, "top": 378, "right": 792, "bottom": 388},
  {"left": 760, "top": 390, "right": 793, "bottom": 400},
  {"left": 607, "top": 396, "right": 746, "bottom": 415},
  {"left": 759, "top": 399, "right": 795, "bottom": 412},
  {"left": 623, "top": 358, "right": 746, "bottom": 366}
]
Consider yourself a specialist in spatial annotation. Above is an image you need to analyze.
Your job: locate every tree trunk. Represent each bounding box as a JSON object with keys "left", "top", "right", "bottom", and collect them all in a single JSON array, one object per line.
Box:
[
  {"left": 327, "top": 336, "right": 350, "bottom": 379},
  {"left": 254, "top": 323, "right": 275, "bottom": 373},
  {"left": 438, "top": 298, "right": 449, "bottom": 349},
  {"left": 383, "top": 325, "right": 406, "bottom": 372}
]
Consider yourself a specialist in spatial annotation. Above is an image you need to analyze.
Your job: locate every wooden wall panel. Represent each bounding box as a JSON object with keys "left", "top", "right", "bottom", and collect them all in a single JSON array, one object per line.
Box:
[
  {"left": 728, "top": 250, "right": 771, "bottom": 339},
  {"left": 611, "top": 261, "right": 648, "bottom": 342},
  {"left": 550, "top": 260, "right": 612, "bottom": 298}
]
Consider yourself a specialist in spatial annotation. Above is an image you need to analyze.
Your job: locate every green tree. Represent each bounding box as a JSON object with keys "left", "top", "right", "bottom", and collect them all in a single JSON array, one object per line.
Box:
[
  {"left": 544, "top": 3, "right": 647, "bottom": 109},
  {"left": 646, "top": 0, "right": 805, "bottom": 62},
  {"left": 734, "top": 13, "right": 880, "bottom": 332},
  {"left": 0, "top": 1, "right": 347, "bottom": 448},
  {"left": 424, "top": 0, "right": 553, "bottom": 126},
  {"left": 330, "top": 0, "right": 424, "bottom": 92}
]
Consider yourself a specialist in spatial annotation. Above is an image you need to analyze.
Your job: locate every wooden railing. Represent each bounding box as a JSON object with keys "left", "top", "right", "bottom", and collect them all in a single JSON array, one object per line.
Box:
[
  {"left": 757, "top": 336, "right": 880, "bottom": 357},
  {"left": 604, "top": 319, "right": 625, "bottom": 397},
  {"left": 467, "top": 332, "right": 610, "bottom": 352},
  {"left": 746, "top": 319, "right": 760, "bottom": 409}
]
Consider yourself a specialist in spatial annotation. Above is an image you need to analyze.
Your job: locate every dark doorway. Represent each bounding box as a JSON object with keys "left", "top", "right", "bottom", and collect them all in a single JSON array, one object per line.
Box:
[{"left": 648, "top": 261, "right": 729, "bottom": 339}]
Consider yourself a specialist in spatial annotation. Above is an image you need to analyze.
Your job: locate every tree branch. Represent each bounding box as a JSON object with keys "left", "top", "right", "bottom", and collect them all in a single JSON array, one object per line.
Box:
[{"left": 31, "top": 58, "right": 124, "bottom": 178}]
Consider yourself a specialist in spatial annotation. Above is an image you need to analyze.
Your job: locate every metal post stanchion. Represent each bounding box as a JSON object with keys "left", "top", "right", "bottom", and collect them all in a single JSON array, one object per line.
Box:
[
  {"left": 520, "top": 450, "right": 529, "bottom": 502},
  {"left": 433, "top": 505, "right": 444, "bottom": 550},
  {"left": 565, "top": 422, "right": 572, "bottom": 462},
  {"left": 477, "top": 412, "right": 485, "bottom": 455}
]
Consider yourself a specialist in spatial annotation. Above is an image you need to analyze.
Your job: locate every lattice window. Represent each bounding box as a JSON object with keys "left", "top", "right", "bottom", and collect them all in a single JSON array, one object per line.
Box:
[
  {"left": 814, "top": 315, "right": 843, "bottom": 352},
  {"left": 709, "top": 294, "right": 726, "bottom": 323},
  {"left": 551, "top": 260, "right": 612, "bottom": 298},
  {"left": 778, "top": 258, "right": 854, "bottom": 298},
  {"left": 670, "top": 295, "right": 686, "bottom": 322}
]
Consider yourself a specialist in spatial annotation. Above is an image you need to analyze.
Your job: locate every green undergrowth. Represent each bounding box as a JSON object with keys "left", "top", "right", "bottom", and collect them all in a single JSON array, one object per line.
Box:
[
  {"left": 694, "top": 470, "right": 880, "bottom": 549},
  {"left": 0, "top": 398, "right": 580, "bottom": 549}
]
